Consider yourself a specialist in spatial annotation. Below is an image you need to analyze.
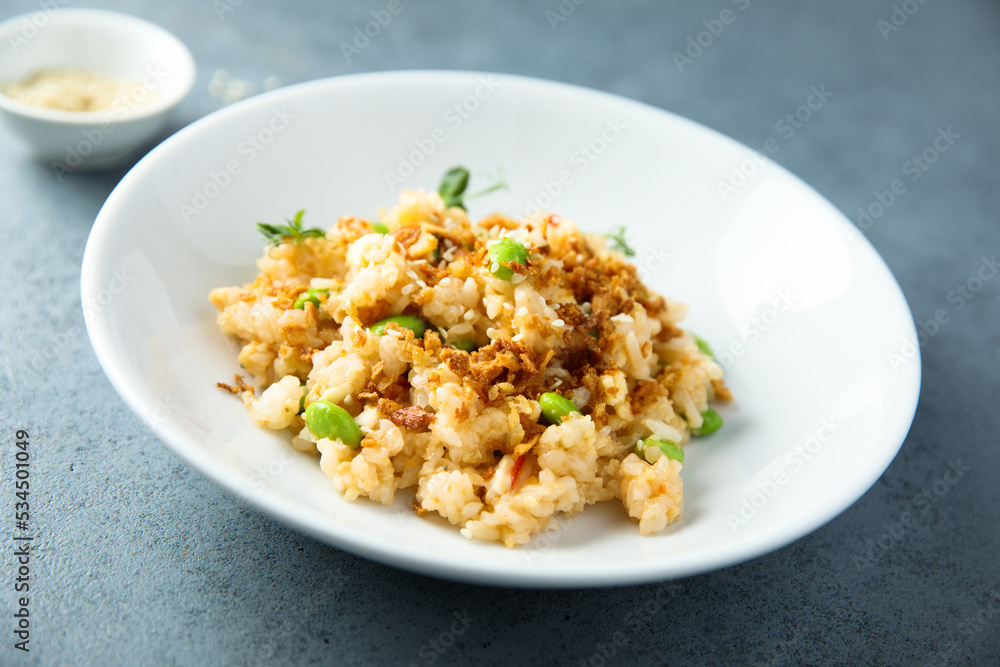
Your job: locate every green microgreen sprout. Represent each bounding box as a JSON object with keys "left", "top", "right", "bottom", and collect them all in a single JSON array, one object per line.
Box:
[
  {"left": 606, "top": 226, "right": 636, "bottom": 257},
  {"left": 256, "top": 210, "right": 325, "bottom": 248},
  {"left": 438, "top": 166, "right": 508, "bottom": 210}
]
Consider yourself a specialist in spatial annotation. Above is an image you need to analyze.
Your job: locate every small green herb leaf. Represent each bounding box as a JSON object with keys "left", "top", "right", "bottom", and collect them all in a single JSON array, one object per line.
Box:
[
  {"left": 606, "top": 226, "right": 636, "bottom": 257},
  {"left": 256, "top": 210, "right": 325, "bottom": 247},
  {"left": 438, "top": 167, "right": 470, "bottom": 209},
  {"left": 438, "top": 166, "right": 508, "bottom": 210}
]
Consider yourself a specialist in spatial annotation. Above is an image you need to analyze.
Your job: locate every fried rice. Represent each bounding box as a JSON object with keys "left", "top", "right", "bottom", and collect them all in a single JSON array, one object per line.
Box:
[{"left": 209, "top": 189, "right": 730, "bottom": 547}]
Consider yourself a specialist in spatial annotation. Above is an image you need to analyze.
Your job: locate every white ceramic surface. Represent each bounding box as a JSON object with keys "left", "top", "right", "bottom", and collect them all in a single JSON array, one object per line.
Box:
[
  {"left": 0, "top": 9, "right": 195, "bottom": 168},
  {"left": 81, "top": 71, "right": 921, "bottom": 587}
]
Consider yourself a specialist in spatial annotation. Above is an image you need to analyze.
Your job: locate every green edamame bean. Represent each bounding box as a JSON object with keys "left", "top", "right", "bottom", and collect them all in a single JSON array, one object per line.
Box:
[
  {"left": 488, "top": 238, "right": 528, "bottom": 281},
  {"left": 368, "top": 314, "right": 428, "bottom": 338},
  {"left": 371, "top": 222, "right": 389, "bottom": 234},
  {"left": 635, "top": 439, "right": 684, "bottom": 464},
  {"left": 539, "top": 392, "right": 581, "bottom": 425},
  {"left": 692, "top": 333, "right": 715, "bottom": 359},
  {"left": 293, "top": 287, "right": 328, "bottom": 310},
  {"left": 304, "top": 400, "right": 361, "bottom": 448},
  {"left": 449, "top": 339, "right": 477, "bottom": 352},
  {"left": 689, "top": 409, "right": 723, "bottom": 436}
]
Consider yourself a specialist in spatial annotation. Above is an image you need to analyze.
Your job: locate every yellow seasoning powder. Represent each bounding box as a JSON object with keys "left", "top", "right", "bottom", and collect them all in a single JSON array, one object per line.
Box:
[{"left": 1, "top": 69, "right": 150, "bottom": 112}]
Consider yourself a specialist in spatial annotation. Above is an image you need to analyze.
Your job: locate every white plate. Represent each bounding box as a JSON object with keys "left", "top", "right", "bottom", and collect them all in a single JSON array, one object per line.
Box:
[{"left": 82, "top": 71, "right": 921, "bottom": 587}]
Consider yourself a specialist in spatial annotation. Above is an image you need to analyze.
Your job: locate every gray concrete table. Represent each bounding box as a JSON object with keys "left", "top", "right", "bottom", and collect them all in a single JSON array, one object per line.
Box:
[{"left": 2, "top": 1, "right": 998, "bottom": 665}]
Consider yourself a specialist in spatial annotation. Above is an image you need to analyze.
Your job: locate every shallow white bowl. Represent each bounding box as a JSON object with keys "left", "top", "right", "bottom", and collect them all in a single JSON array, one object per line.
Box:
[
  {"left": 0, "top": 8, "right": 195, "bottom": 169},
  {"left": 81, "top": 71, "right": 921, "bottom": 587}
]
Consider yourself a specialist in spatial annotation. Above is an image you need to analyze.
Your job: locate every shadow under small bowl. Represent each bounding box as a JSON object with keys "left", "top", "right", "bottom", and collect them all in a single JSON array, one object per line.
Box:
[{"left": 0, "top": 8, "right": 195, "bottom": 169}]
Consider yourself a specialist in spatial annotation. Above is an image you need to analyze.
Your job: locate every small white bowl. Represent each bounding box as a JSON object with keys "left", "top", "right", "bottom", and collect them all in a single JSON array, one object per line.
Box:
[{"left": 0, "top": 8, "right": 195, "bottom": 170}]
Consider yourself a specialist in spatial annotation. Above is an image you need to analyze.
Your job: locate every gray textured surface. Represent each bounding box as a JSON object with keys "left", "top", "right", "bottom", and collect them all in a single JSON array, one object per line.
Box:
[{"left": 1, "top": 1, "right": 998, "bottom": 665}]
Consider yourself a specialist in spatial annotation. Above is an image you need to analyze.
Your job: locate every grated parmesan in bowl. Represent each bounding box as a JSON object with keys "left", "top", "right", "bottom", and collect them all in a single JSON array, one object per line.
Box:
[
  {"left": 0, "top": 9, "right": 194, "bottom": 168},
  {"left": 1, "top": 69, "right": 155, "bottom": 113}
]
